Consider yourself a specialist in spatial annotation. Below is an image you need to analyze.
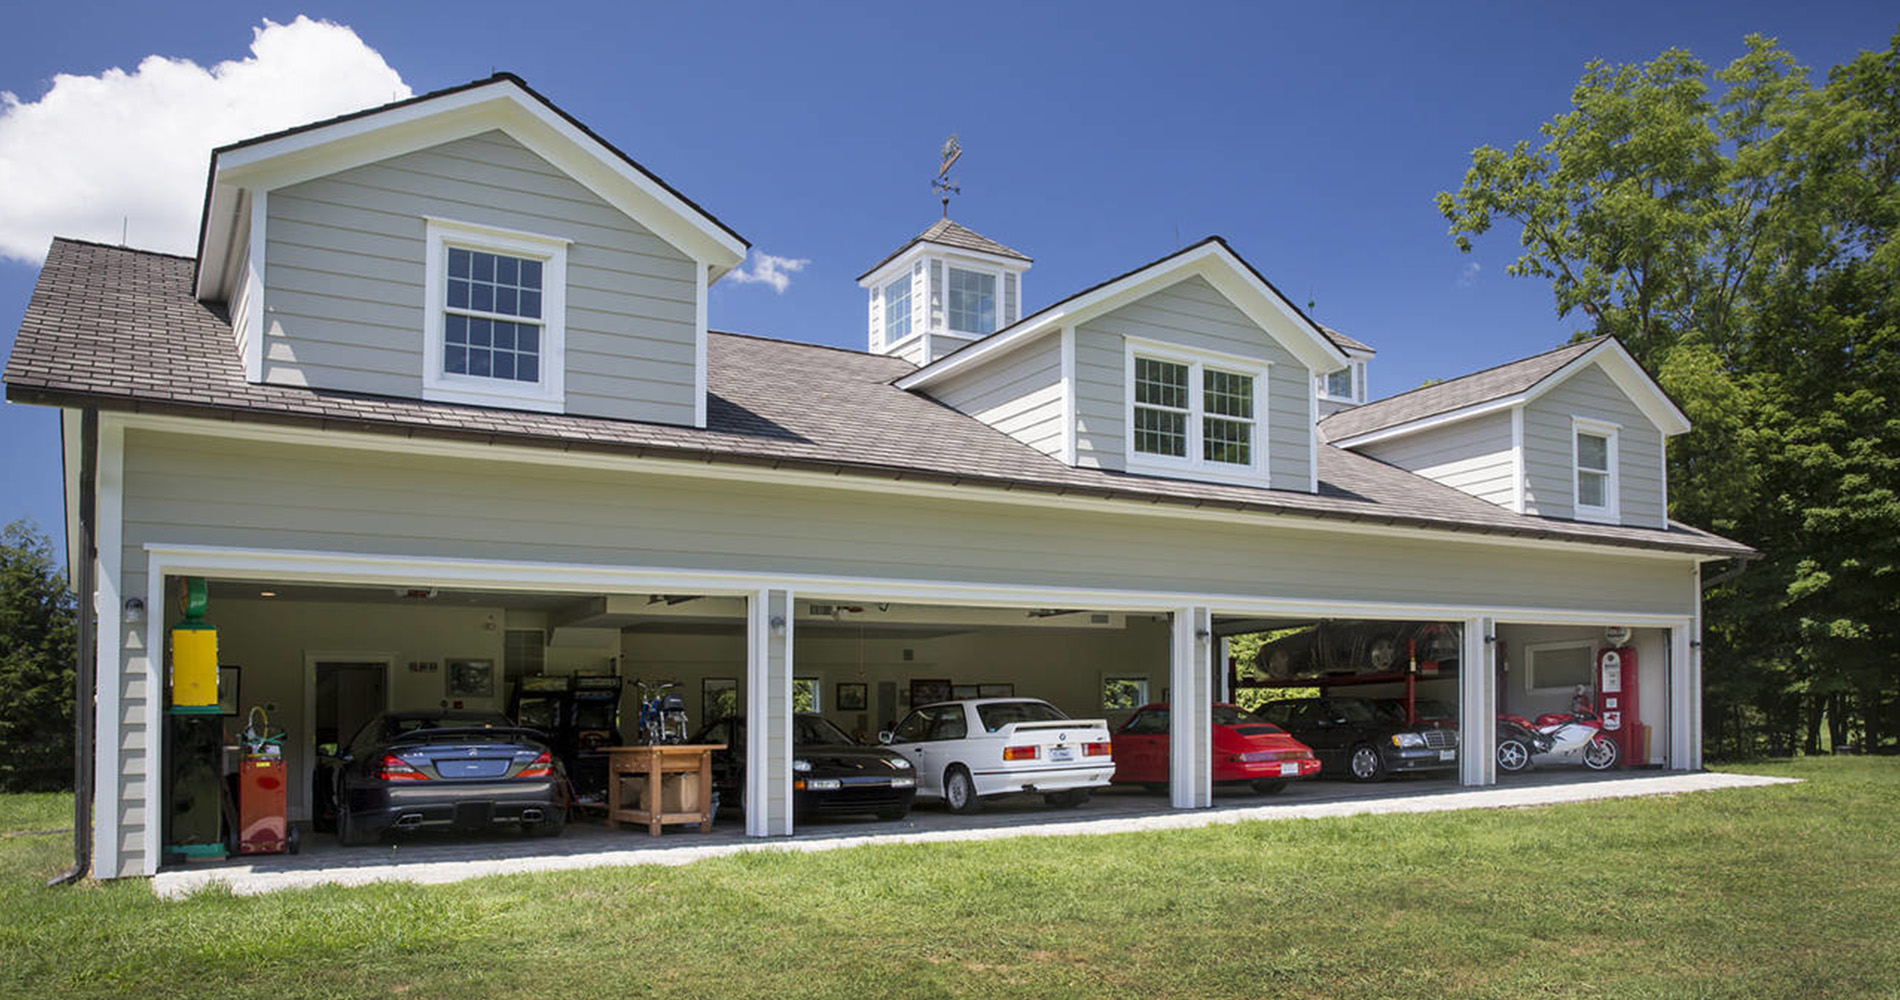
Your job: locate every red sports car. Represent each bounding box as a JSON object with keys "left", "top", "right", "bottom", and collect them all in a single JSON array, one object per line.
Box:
[{"left": 1111, "top": 703, "right": 1321, "bottom": 793}]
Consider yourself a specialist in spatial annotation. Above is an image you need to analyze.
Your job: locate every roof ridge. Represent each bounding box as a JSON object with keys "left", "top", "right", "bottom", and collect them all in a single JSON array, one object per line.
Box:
[
  {"left": 49, "top": 236, "right": 196, "bottom": 262},
  {"left": 709, "top": 329, "right": 911, "bottom": 365},
  {"left": 1320, "top": 334, "right": 1608, "bottom": 428}
]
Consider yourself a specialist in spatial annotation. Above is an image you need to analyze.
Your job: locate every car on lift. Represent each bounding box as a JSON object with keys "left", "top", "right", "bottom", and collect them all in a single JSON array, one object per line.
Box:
[
  {"left": 880, "top": 698, "right": 1114, "bottom": 813},
  {"left": 692, "top": 713, "right": 918, "bottom": 821},
  {"left": 1109, "top": 702, "right": 1322, "bottom": 793},
  {"left": 322, "top": 710, "right": 566, "bottom": 845},
  {"left": 1254, "top": 696, "right": 1458, "bottom": 782}
]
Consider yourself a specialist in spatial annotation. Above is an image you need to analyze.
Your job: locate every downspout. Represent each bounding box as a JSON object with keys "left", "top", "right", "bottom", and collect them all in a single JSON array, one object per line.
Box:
[{"left": 49, "top": 408, "right": 97, "bottom": 886}]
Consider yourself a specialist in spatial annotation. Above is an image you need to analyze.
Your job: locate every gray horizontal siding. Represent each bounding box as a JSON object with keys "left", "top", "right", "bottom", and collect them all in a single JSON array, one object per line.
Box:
[
  {"left": 1074, "top": 276, "right": 1310, "bottom": 487},
  {"left": 1361, "top": 410, "right": 1516, "bottom": 509},
  {"left": 925, "top": 334, "right": 1065, "bottom": 460},
  {"left": 120, "top": 428, "right": 1697, "bottom": 616},
  {"left": 265, "top": 129, "right": 699, "bottom": 424},
  {"left": 1524, "top": 364, "right": 1666, "bottom": 527}
]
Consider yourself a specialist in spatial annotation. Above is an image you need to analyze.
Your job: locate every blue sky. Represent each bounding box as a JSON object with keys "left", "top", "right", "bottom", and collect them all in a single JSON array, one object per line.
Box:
[{"left": 2, "top": 1, "right": 1894, "bottom": 549}]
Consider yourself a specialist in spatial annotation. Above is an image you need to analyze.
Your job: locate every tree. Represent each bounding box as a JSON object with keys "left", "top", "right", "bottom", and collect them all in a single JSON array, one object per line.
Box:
[
  {"left": 0, "top": 519, "right": 77, "bottom": 791},
  {"left": 1437, "top": 31, "right": 1900, "bottom": 756}
]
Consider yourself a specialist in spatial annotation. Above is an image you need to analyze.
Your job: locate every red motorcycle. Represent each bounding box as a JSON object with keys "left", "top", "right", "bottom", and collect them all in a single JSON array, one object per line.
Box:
[{"left": 1496, "top": 687, "right": 1618, "bottom": 773}]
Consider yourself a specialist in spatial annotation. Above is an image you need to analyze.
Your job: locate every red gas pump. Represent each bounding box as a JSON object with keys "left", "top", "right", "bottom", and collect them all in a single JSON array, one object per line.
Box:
[
  {"left": 237, "top": 708, "right": 297, "bottom": 855},
  {"left": 1595, "top": 646, "right": 1639, "bottom": 768}
]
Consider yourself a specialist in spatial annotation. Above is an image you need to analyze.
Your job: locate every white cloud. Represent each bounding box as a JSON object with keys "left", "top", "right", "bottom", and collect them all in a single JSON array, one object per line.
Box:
[
  {"left": 725, "top": 251, "right": 810, "bottom": 293},
  {"left": 0, "top": 17, "right": 409, "bottom": 263},
  {"left": 1458, "top": 261, "right": 1483, "bottom": 286}
]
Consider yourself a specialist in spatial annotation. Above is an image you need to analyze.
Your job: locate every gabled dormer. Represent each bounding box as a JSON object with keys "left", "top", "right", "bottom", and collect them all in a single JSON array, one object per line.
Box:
[
  {"left": 191, "top": 74, "right": 748, "bottom": 428},
  {"left": 896, "top": 237, "right": 1352, "bottom": 494},
  {"left": 857, "top": 219, "right": 1030, "bottom": 365}
]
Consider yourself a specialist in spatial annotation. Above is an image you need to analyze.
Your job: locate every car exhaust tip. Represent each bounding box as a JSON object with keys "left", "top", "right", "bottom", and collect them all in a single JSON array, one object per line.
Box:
[
  {"left": 520, "top": 809, "right": 543, "bottom": 823},
  {"left": 394, "top": 813, "right": 424, "bottom": 829}
]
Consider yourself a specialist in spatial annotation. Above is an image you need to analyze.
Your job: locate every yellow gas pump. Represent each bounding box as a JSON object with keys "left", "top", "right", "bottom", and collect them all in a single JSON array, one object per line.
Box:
[{"left": 170, "top": 577, "right": 219, "bottom": 712}]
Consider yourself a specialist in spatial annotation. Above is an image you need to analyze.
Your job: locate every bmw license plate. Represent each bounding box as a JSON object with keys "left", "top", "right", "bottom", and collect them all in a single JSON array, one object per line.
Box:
[
  {"left": 1439, "top": 749, "right": 1457, "bottom": 762},
  {"left": 1049, "top": 746, "right": 1076, "bottom": 763},
  {"left": 1279, "top": 762, "right": 1300, "bottom": 776}
]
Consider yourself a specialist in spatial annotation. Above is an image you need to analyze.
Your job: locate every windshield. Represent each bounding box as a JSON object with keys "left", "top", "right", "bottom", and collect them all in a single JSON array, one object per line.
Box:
[
  {"left": 795, "top": 715, "right": 857, "bottom": 746},
  {"left": 1213, "top": 704, "right": 1280, "bottom": 731},
  {"left": 1329, "top": 700, "right": 1379, "bottom": 724},
  {"left": 976, "top": 700, "right": 1067, "bottom": 731}
]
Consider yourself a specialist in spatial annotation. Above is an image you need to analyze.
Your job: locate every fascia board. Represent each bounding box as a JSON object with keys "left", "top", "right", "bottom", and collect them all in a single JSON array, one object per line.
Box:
[
  {"left": 200, "top": 83, "right": 745, "bottom": 290},
  {"left": 1520, "top": 341, "right": 1691, "bottom": 437},
  {"left": 1199, "top": 244, "right": 1352, "bottom": 372},
  {"left": 1328, "top": 395, "right": 1526, "bottom": 449}
]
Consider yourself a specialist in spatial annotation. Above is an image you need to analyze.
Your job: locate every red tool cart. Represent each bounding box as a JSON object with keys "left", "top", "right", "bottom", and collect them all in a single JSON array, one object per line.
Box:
[{"left": 237, "top": 708, "right": 298, "bottom": 855}]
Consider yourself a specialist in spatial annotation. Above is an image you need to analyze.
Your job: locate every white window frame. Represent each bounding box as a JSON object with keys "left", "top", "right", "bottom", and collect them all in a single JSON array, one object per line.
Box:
[
  {"left": 1571, "top": 416, "right": 1620, "bottom": 524},
  {"left": 1524, "top": 639, "right": 1597, "bottom": 694},
  {"left": 793, "top": 676, "right": 821, "bottom": 714},
  {"left": 881, "top": 274, "right": 913, "bottom": 348},
  {"left": 423, "top": 217, "right": 569, "bottom": 412},
  {"left": 945, "top": 262, "right": 1002, "bottom": 335},
  {"left": 1123, "top": 337, "right": 1270, "bottom": 486},
  {"left": 1317, "top": 361, "right": 1364, "bottom": 404}
]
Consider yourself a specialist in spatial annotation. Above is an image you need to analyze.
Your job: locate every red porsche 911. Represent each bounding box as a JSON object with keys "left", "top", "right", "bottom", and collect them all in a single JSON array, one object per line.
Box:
[{"left": 1110, "top": 703, "right": 1321, "bottom": 793}]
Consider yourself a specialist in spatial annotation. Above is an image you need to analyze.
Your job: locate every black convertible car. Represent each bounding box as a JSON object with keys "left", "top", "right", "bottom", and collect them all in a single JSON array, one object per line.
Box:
[
  {"left": 320, "top": 710, "right": 566, "bottom": 845},
  {"left": 692, "top": 714, "right": 917, "bottom": 821}
]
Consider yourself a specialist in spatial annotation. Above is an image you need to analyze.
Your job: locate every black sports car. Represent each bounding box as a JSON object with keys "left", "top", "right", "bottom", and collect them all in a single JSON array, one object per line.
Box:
[
  {"left": 1255, "top": 697, "right": 1458, "bottom": 782},
  {"left": 322, "top": 710, "right": 566, "bottom": 845},
  {"left": 691, "top": 714, "right": 917, "bottom": 821}
]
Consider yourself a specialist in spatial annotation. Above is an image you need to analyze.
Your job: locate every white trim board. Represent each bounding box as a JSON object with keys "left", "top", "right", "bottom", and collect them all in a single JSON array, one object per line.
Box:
[{"left": 110, "top": 411, "right": 1733, "bottom": 565}]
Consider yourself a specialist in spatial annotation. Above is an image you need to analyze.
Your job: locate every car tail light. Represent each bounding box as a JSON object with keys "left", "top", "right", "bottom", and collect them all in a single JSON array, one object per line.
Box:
[
  {"left": 518, "top": 751, "right": 553, "bottom": 779},
  {"left": 375, "top": 754, "right": 429, "bottom": 781},
  {"left": 1003, "top": 745, "right": 1039, "bottom": 761},
  {"left": 1084, "top": 741, "right": 1112, "bottom": 757}
]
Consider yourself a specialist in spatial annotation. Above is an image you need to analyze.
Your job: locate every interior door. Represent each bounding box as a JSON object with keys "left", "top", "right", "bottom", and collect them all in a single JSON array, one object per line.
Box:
[{"left": 315, "top": 662, "right": 387, "bottom": 748}]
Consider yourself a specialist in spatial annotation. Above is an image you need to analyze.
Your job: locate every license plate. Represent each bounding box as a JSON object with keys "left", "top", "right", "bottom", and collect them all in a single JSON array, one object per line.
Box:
[
  {"left": 1439, "top": 749, "right": 1457, "bottom": 762},
  {"left": 1048, "top": 746, "right": 1076, "bottom": 763},
  {"left": 1280, "top": 762, "right": 1300, "bottom": 776}
]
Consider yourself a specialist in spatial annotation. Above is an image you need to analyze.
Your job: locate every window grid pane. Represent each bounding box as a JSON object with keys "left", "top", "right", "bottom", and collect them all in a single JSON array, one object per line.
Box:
[
  {"left": 1203, "top": 369, "right": 1253, "bottom": 419},
  {"left": 1134, "top": 407, "right": 1188, "bottom": 457},
  {"left": 1203, "top": 417, "right": 1252, "bottom": 465},
  {"left": 1134, "top": 357, "right": 1191, "bottom": 458},
  {"left": 1579, "top": 470, "right": 1608, "bottom": 508},
  {"left": 444, "top": 247, "right": 544, "bottom": 384},
  {"left": 1577, "top": 433, "right": 1609, "bottom": 471},
  {"left": 1135, "top": 358, "right": 1189, "bottom": 409},
  {"left": 884, "top": 277, "right": 911, "bottom": 342},
  {"left": 1326, "top": 368, "right": 1353, "bottom": 398},
  {"left": 946, "top": 269, "right": 996, "bottom": 333}
]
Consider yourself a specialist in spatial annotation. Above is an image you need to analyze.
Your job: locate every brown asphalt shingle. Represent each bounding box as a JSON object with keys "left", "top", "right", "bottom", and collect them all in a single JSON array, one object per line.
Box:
[
  {"left": 5, "top": 239, "right": 1751, "bottom": 559},
  {"left": 1319, "top": 337, "right": 1606, "bottom": 442},
  {"left": 856, "top": 218, "right": 1030, "bottom": 280}
]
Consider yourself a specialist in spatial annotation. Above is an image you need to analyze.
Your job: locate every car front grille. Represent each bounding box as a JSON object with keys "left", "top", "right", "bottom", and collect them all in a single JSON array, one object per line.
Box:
[{"left": 1423, "top": 729, "right": 1457, "bottom": 750}]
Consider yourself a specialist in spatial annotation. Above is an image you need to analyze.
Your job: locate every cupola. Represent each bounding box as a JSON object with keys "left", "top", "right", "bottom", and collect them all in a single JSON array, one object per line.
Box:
[{"left": 856, "top": 218, "right": 1031, "bottom": 364}]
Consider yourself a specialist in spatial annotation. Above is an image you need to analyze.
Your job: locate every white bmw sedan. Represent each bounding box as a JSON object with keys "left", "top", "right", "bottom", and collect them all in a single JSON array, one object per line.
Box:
[{"left": 879, "top": 698, "right": 1114, "bottom": 813}]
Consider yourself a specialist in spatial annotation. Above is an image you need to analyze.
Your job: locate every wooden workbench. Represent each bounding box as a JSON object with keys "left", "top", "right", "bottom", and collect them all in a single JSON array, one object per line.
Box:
[{"left": 603, "top": 744, "right": 724, "bottom": 836}]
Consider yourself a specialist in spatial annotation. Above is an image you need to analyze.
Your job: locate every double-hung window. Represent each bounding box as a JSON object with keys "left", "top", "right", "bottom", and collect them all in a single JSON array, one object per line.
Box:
[
  {"left": 1128, "top": 342, "right": 1266, "bottom": 482},
  {"left": 423, "top": 218, "right": 568, "bottom": 411},
  {"left": 883, "top": 275, "right": 912, "bottom": 345},
  {"left": 1572, "top": 417, "right": 1618, "bottom": 523},
  {"left": 946, "top": 267, "right": 996, "bottom": 334}
]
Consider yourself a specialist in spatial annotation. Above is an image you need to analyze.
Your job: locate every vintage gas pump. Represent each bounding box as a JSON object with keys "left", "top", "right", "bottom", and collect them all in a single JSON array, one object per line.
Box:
[
  {"left": 164, "top": 577, "right": 226, "bottom": 861},
  {"left": 236, "top": 708, "right": 296, "bottom": 854},
  {"left": 1596, "top": 645, "right": 1640, "bottom": 767}
]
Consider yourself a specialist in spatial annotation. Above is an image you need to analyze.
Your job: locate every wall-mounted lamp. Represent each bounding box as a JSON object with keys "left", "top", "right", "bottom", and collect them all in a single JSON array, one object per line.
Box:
[
  {"left": 1194, "top": 627, "right": 1211, "bottom": 640},
  {"left": 122, "top": 597, "right": 145, "bottom": 625},
  {"left": 1690, "top": 640, "right": 1702, "bottom": 649},
  {"left": 769, "top": 615, "right": 787, "bottom": 637},
  {"left": 1483, "top": 634, "right": 1497, "bottom": 644}
]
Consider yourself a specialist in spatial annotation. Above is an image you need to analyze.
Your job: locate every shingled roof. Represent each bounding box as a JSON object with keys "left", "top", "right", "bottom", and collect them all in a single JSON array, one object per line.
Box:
[
  {"left": 1319, "top": 325, "right": 1375, "bottom": 354},
  {"left": 856, "top": 218, "right": 1030, "bottom": 280},
  {"left": 5, "top": 239, "right": 1750, "bottom": 558},
  {"left": 1320, "top": 337, "right": 1606, "bottom": 443}
]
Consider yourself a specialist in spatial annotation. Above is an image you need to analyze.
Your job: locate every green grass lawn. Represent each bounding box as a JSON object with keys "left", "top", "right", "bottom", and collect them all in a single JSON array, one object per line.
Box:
[{"left": 2, "top": 758, "right": 1895, "bottom": 999}]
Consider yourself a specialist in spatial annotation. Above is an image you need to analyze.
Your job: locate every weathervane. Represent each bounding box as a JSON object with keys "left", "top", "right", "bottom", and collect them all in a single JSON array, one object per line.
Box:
[{"left": 932, "top": 134, "right": 961, "bottom": 218}]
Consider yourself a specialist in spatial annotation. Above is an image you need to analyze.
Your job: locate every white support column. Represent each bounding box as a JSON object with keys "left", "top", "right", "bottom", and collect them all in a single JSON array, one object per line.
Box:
[
  {"left": 1670, "top": 608, "right": 1700, "bottom": 771},
  {"left": 1169, "top": 606, "right": 1213, "bottom": 809},
  {"left": 745, "top": 588, "right": 794, "bottom": 836},
  {"left": 92, "top": 420, "right": 125, "bottom": 879},
  {"left": 1459, "top": 617, "right": 1496, "bottom": 787}
]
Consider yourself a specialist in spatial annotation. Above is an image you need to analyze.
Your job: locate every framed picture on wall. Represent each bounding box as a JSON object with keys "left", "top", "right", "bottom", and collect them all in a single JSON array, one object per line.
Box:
[
  {"left": 446, "top": 658, "right": 495, "bottom": 698},
  {"left": 952, "top": 684, "right": 979, "bottom": 700},
  {"left": 217, "top": 666, "right": 241, "bottom": 716},
  {"left": 910, "top": 678, "right": 951, "bottom": 707},
  {"left": 836, "top": 682, "right": 867, "bottom": 711},
  {"left": 703, "top": 678, "right": 738, "bottom": 726},
  {"left": 977, "top": 683, "right": 1014, "bottom": 698}
]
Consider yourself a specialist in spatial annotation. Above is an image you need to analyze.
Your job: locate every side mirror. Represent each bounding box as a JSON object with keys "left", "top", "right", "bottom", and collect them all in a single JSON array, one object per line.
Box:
[{"left": 877, "top": 731, "right": 894, "bottom": 745}]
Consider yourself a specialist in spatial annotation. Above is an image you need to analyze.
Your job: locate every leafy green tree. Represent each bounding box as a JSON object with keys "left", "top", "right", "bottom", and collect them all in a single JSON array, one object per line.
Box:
[
  {"left": 1438, "top": 31, "right": 1900, "bottom": 756},
  {"left": 0, "top": 520, "right": 77, "bottom": 791}
]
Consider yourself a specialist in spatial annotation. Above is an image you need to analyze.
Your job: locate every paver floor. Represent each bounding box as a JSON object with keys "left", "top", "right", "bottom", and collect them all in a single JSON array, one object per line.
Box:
[{"left": 151, "top": 769, "right": 1795, "bottom": 898}]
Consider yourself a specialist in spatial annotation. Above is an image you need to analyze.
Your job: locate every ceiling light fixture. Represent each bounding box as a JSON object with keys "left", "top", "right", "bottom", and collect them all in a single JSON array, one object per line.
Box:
[{"left": 259, "top": 590, "right": 278, "bottom": 598}]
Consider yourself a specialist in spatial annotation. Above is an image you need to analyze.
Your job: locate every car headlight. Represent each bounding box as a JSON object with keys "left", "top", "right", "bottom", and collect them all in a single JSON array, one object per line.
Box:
[
  {"left": 792, "top": 759, "right": 813, "bottom": 772},
  {"left": 887, "top": 757, "right": 912, "bottom": 770},
  {"left": 1391, "top": 733, "right": 1425, "bottom": 748}
]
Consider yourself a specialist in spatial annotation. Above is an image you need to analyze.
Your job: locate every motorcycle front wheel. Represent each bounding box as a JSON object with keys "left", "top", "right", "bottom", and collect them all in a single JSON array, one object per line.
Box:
[
  {"left": 1496, "top": 738, "right": 1532, "bottom": 773},
  {"left": 1583, "top": 736, "right": 1619, "bottom": 770}
]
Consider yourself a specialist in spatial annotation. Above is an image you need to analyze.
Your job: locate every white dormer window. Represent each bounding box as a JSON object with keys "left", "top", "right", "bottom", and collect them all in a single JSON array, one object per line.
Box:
[
  {"left": 1317, "top": 362, "right": 1364, "bottom": 404},
  {"left": 423, "top": 218, "right": 568, "bottom": 412},
  {"left": 1127, "top": 339, "right": 1268, "bottom": 484},
  {"left": 1573, "top": 417, "right": 1619, "bottom": 523},
  {"left": 947, "top": 267, "right": 996, "bottom": 334},
  {"left": 883, "top": 275, "right": 912, "bottom": 345}
]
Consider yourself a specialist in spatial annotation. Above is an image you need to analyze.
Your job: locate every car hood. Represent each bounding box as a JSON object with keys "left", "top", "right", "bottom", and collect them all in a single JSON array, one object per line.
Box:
[{"left": 796, "top": 742, "right": 909, "bottom": 771}]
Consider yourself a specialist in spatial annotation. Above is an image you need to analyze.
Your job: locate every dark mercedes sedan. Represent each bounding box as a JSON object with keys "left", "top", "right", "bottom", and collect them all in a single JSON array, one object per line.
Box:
[
  {"left": 324, "top": 710, "right": 566, "bottom": 845},
  {"left": 692, "top": 714, "right": 917, "bottom": 821},
  {"left": 1255, "top": 697, "right": 1458, "bottom": 782}
]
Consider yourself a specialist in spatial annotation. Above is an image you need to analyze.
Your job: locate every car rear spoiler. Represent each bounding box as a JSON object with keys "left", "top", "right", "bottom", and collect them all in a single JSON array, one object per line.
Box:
[{"left": 1000, "top": 719, "right": 1109, "bottom": 737}]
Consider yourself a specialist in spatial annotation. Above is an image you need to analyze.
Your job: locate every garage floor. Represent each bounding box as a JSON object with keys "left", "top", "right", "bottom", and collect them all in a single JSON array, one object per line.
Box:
[{"left": 151, "top": 769, "right": 1793, "bottom": 898}]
